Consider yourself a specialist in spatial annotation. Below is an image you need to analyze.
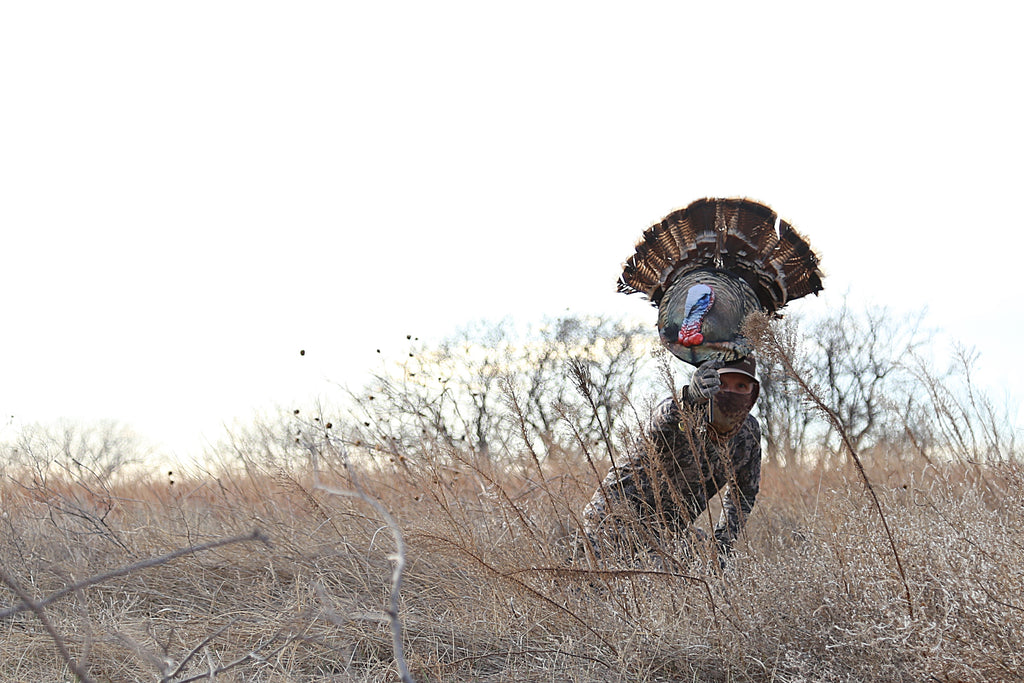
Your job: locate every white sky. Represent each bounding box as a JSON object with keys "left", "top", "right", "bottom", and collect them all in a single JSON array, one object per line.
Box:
[{"left": 2, "top": 3, "right": 1022, "bottom": 463}]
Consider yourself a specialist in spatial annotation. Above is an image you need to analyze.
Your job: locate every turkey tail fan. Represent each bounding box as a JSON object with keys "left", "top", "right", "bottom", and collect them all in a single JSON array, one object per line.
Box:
[
  {"left": 617, "top": 197, "right": 823, "bottom": 313},
  {"left": 773, "top": 219, "right": 824, "bottom": 301}
]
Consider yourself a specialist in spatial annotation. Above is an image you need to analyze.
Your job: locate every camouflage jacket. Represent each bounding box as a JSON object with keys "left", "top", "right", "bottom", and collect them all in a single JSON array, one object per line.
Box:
[{"left": 582, "top": 388, "right": 762, "bottom": 556}]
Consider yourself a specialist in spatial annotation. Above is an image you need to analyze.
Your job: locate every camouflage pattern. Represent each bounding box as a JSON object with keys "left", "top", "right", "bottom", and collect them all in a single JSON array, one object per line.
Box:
[{"left": 582, "top": 387, "right": 762, "bottom": 561}]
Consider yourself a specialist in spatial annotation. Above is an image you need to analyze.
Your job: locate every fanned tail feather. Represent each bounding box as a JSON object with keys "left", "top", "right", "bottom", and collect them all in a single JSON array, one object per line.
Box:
[{"left": 618, "top": 197, "right": 823, "bottom": 312}]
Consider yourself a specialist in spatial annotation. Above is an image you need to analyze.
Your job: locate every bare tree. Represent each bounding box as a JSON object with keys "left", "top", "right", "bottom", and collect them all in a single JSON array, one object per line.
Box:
[
  {"left": 903, "top": 344, "right": 1019, "bottom": 464},
  {"left": 755, "top": 318, "right": 818, "bottom": 466},
  {"left": 343, "top": 314, "right": 655, "bottom": 465},
  {"left": 7, "top": 419, "right": 149, "bottom": 483},
  {"left": 293, "top": 299, "right": 1016, "bottom": 472},
  {"left": 756, "top": 299, "right": 932, "bottom": 465}
]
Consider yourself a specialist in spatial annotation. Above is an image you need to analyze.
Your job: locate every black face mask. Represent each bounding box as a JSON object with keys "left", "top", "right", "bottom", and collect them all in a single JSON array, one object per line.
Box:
[{"left": 710, "top": 389, "right": 757, "bottom": 434}]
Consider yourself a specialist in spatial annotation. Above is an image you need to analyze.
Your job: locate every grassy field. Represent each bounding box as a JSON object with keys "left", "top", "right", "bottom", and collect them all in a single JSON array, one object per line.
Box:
[{"left": 1, "top": 435, "right": 1021, "bottom": 682}]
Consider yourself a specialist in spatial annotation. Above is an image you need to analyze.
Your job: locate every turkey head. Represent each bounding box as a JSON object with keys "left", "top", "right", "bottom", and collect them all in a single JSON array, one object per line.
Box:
[{"left": 618, "top": 197, "right": 824, "bottom": 366}]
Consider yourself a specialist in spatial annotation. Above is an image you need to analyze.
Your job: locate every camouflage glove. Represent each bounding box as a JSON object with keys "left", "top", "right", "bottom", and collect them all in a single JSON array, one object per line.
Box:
[{"left": 687, "top": 361, "right": 722, "bottom": 403}]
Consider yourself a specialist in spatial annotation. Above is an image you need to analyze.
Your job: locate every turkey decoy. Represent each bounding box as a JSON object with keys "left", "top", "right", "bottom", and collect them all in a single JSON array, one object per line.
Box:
[{"left": 618, "top": 197, "right": 824, "bottom": 366}]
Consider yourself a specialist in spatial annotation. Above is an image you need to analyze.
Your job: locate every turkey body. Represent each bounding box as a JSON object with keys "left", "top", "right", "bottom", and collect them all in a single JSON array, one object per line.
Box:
[{"left": 618, "top": 197, "right": 824, "bottom": 366}]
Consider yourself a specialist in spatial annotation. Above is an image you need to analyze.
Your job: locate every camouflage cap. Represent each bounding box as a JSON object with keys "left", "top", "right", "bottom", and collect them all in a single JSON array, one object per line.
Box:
[{"left": 718, "top": 356, "right": 757, "bottom": 381}]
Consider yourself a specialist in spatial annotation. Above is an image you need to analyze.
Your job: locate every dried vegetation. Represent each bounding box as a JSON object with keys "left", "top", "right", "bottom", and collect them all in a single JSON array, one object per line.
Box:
[{"left": 1, "top": 312, "right": 1021, "bottom": 682}]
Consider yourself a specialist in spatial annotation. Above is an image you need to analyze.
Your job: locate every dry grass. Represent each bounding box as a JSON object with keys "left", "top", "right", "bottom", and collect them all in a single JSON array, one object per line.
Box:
[{"left": 1, "top": 439, "right": 1022, "bottom": 682}]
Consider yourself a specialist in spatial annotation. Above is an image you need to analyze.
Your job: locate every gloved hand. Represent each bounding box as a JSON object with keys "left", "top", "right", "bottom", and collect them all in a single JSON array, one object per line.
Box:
[{"left": 688, "top": 360, "right": 722, "bottom": 403}]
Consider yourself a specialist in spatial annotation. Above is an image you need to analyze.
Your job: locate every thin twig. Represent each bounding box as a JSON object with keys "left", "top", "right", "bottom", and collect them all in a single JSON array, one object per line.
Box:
[
  {"left": 171, "top": 638, "right": 295, "bottom": 683},
  {"left": 568, "top": 359, "right": 618, "bottom": 468},
  {"left": 161, "top": 617, "right": 243, "bottom": 682}
]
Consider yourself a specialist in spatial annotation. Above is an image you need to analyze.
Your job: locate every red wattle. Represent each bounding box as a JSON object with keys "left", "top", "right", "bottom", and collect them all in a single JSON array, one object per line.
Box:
[{"left": 679, "top": 332, "right": 704, "bottom": 347}]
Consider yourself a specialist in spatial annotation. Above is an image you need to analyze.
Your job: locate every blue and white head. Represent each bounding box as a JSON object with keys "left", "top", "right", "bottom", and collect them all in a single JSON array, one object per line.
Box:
[{"left": 657, "top": 269, "right": 760, "bottom": 365}]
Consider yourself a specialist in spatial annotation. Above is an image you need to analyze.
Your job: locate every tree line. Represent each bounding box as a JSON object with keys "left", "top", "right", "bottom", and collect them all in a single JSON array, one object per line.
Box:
[
  {"left": 341, "top": 301, "right": 1018, "bottom": 471},
  {"left": 4, "top": 301, "right": 1018, "bottom": 480}
]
